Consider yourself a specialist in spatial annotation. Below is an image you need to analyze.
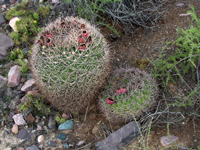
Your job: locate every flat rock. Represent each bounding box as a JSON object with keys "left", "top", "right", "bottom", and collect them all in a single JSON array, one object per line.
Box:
[
  {"left": 21, "top": 79, "right": 35, "bottom": 92},
  {"left": 4, "top": 148, "right": 12, "bottom": 150},
  {"left": 26, "top": 113, "right": 35, "bottom": 123},
  {"left": 25, "top": 145, "right": 39, "bottom": 150},
  {"left": 160, "top": 135, "right": 179, "bottom": 147},
  {"left": 0, "top": 33, "right": 14, "bottom": 57},
  {"left": 13, "top": 113, "right": 26, "bottom": 125},
  {"left": 58, "top": 120, "right": 74, "bottom": 130},
  {"left": 8, "top": 65, "right": 21, "bottom": 87},
  {"left": 0, "top": 15, "right": 6, "bottom": 25},
  {"left": 57, "top": 133, "right": 67, "bottom": 141}
]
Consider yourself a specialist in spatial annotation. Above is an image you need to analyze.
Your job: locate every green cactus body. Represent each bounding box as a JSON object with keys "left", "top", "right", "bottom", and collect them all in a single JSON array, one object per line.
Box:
[
  {"left": 98, "top": 67, "right": 158, "bottom": 123},
  {"left": 31, "top": 17, "right": 111, "bottom": 114}
]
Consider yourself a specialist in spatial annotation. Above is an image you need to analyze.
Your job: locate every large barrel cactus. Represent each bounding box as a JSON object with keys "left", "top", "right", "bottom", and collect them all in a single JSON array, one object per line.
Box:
[
  {"left": 98, "top": 67, "right": 158, "bottom": 123},
  {"left": 31, "top": 16, "right": 111, "bottom": 114}
]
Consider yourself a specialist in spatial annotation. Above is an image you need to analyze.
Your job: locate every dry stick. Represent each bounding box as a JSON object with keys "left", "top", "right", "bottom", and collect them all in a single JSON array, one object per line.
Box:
[
  {"left": 84, "top": 105, "right": 89, "bottom": 122},
  {"left": 74, "top": 139, "right": 96, "bottom": 150}
]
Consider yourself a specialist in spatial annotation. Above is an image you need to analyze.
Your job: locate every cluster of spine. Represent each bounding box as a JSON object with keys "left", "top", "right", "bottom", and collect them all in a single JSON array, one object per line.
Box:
[
  {"left": 31, "top": 16, "right": 111, "bottom": 115},
  {"left": 98, "top": 67, "right": 158, "bottom": 123}
]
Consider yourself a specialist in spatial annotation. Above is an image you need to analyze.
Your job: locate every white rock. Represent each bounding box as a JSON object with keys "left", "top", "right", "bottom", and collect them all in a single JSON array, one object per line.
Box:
[
  {"left": 4, "top": 148, "right": 12, "bottom": 150},
  {"left": 37, "top": 135, "right": 44, "bottom": 143},
  {"left": 12, "top": 113, "right": 26, "bottom": 125},
  {"left": 9, "top": 17, "right": 20, "bottom": 32},
  {"left": 8, "top": 65, "right": 21, "bottom": 87},
  {"left": 21, "top": 78, "right": 36, "bottom": 92}
]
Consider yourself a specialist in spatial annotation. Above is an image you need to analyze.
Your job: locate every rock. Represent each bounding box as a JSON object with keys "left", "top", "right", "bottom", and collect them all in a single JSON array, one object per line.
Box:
[
  {"left": 52, "top": 0, "right": 59, "bottom": 3},
  {"left": 0, "top": 15, "right": 6, "bottom": 25},
  {"left": 25, "top": 145, "right": 39, "bottom": 150},
  {"left": 9, "top": 17, "right": 20, "bottom": 32},
  {"left": 4, "top": 148, "right": 12, "bottom": 150},
  {"left": 17, "top": 147, "right": 25, "bottom": 150},
  {"left": 8, "top": 65, "right": 21, "bottom": 87},
  {"left": 160, "top": 135, "right": 179, "bottom": 147},
  {"left": 57, "top": 133, "right": 67, "bottom": 141},
  {"left": 20, "top": 77, "right": 26, "bottom": 82},
  {"left": 22, "top": 48, "right": 28, "bottom": 56},
  {"left": 13, "top": 113, "right": 26, "bottom": 125},
  {"left": 62, "top": 113, "right": 69, "bottom": 120},
  {"left": 63, "top": 143, "right": 69, "bottom": 148},
  {"left": 17, "top": 129, "right": 29, "bottom": 139},
  {"left": 47, "top": 141, "right": 56, "bottom": 147},
  {"left": 37, "top": 135, "right": 44, "bottom": 143},
  {"left": 20, "top": 94, "right": 28, "bottom": 103},
  {"left": 92, "top": 124, "right": 101, "bottom": 135},
  {"left": 0, "top": 33, "right": 14, "bottom": 60},
  {"left": 36, "top": 124, "right": 42, "bottom": 130},
  {"left": 12, "top": 124, "right": 18, "bottom": 134},
  {"left": 58, "top": 120, "right": 74, "bottom": 130},
  {"left": 21, "top": 79, "right": 35, "bottom": 92},
  {"left": 26, "top": 113, "right": 35, "bottom": 123},
  {"left": 48, "top": 116, "right": 56, "bottom": 129}
]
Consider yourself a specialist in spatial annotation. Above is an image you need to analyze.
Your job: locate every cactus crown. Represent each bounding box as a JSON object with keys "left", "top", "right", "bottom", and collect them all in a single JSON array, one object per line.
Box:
[
  {"left": 31, "top": 16, "right": 111, "bottom": 114},
  {"left": 99, "top": 67, "right": 158, "bottom": 123}
]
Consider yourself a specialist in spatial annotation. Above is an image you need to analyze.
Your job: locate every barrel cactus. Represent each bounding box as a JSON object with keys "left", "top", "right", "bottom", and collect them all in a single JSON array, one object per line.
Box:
[
  {"left": 31, "top": 16, "right": 111, "bottom": 114},
  {"left": 98, "top": 67, "right": 158, "bottom": 123}
]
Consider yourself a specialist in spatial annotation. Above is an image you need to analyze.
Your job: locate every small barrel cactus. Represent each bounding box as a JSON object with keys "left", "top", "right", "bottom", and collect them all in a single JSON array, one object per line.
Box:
[
  {"left": 31, "top": 16, "right": 111, "bottom": 115},
  {"left": 98, "top": 67, "right": 158, "bottom": 123}
]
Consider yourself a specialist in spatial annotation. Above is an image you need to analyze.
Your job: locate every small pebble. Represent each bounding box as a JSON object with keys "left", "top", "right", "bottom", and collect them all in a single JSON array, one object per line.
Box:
[{"left": 57, "top": 133, "right": 67, "bottom": 141}]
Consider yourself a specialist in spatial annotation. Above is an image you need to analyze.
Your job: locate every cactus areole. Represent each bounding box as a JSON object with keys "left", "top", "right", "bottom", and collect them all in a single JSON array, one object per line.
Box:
[{"left": 31, "top": 17, "right": 111, "bottom": 115}]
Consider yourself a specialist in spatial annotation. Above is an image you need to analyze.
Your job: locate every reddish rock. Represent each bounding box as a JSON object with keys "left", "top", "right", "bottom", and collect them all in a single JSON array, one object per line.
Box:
[
  {"left": 10, "top": 0, "right": 15, "bottom": 4},
  {"left": 17, "top": 147, "right": 25, "bottom": 150},
  {"left": 8, "top": 65, "right": 21, "bottom": 87},
  {"left": 20, "top": 77, "right": 26, "bottom": 82},
  {"left": 26, "top": 113, "right": 35, "bottom": 123},
  {"left": 12, "top": 124, "right": 18, "bottom": 134},
  {"left": 21, "top": 94, "right": 28, "bottom": 103},
  {"left": 21, "top": 79, "right": 35, "bottom": 92},
  {"left": 62, "top": 113, "right": 70, "bottom": 120}
]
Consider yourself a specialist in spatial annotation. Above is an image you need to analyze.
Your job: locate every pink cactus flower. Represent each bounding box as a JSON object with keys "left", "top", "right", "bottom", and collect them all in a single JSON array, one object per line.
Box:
[
  {"left": 116, "top": 89, "right": 121, "bottom": 94},
  {"left": 78, "top": 44, "right": 86, "bottom": 50},
  {"left": 82, "top": 30, "right": 89, "bottom": 38},
  {"left": 121, "top": 88, "right": 126, "bottom": 94},
  {"left": 78, "top": 37, "right": 85, "bottom": 44},
  {"left": 106, "top": 98, "right": 114, "bottom": 105}
]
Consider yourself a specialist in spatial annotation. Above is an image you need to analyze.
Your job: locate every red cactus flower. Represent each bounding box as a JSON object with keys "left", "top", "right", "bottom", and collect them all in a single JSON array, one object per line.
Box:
[
  {"left": 121, "top": 88, "right": 127, "bottom": 94},
  {"left": 78, "top": 36, "right": 85, "bottom": 44},
  {"left": 82, "top": 30, "right": 88, "bottom": 38},
  {"left": 81, "top": 23, "right": 85, "bottom": 29},
  {"left": 45, "top": 33, "right": 52, "bottom": 38},
  {"left": 106, "top": 98, "right": 114, "bottom": 105},
  {"left": 116, "top": 89, "right": 121, "bottom": 94},
  {"left": 78, "top": 44, "right": 86, "bottom": 50}
]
